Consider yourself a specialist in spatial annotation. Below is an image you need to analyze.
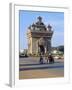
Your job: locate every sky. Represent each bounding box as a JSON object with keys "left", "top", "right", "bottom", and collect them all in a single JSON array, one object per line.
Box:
[{"left": 19, "top": 10, "right": 64, "bottom": 50}]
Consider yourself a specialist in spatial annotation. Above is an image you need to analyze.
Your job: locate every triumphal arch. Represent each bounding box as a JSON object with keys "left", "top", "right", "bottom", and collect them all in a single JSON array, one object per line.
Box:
[{"left": 27, "top": 16, "right": 53, "bottom": 55}]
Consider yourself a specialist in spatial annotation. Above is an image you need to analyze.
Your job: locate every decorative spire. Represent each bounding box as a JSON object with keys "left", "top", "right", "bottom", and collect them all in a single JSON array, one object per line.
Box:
[
  {"left": 36, "top": 16, "right": 45, "bottom": 27},
  {"left": 37, "top": 16, "right": 42, "bottom": 22},
  {"left": 48, "top": 24, "right": 52, "bottom": 31},
  {"left": 28, "top": 25, "right": 31, "bottom": 29},
  {"left": 32, "top": 23, "right": 35, "bottom": 27}
]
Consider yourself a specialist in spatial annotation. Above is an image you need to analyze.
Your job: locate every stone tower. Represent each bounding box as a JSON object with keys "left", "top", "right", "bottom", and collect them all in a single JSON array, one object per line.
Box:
[{"left": 27, "top": 16, "right": 53, "bottom": 55}]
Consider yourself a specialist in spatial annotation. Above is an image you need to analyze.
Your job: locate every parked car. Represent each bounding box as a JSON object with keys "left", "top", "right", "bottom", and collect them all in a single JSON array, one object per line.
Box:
[
  {"left": 54, "top": 56, "right": 59, "bottom": 59},
  {"left": 19, "top": 54, "right": 28, "bottom": 58}
]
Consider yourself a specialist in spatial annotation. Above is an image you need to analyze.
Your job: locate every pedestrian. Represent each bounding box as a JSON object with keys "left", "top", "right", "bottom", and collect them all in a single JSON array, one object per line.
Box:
[
  {"left": 48, "top": 53, "right": 54, "bottom": 64},
  {"left": 39, "top": 54, "right": 43, "bottom": 64}
]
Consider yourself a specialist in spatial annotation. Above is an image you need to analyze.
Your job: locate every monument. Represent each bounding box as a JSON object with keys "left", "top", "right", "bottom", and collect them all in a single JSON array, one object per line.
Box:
[{"left": 27, "top": 16, "right": 53, "bottom": 55}]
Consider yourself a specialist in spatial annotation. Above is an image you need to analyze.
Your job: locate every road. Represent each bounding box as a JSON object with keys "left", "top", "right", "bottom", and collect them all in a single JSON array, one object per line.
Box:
[{"left": 19, "top": 57, "right": 64, "bottom": 79}]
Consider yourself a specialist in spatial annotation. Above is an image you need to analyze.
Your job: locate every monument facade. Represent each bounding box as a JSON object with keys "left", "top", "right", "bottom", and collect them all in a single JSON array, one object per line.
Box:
[{"left": 27, "top": 16, "right": 53, "bottom": 55}]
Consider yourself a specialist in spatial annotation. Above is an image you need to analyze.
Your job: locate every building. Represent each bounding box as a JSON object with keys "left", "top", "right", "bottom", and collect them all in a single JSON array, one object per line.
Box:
[{"left": 27, "top": 16, "right": 53, "bottom": 55}]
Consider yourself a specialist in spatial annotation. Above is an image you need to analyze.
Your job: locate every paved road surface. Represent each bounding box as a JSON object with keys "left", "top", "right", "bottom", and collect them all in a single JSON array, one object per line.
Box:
[{"left": 19, "top": 57, "right": 64, "bottom": 79}]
